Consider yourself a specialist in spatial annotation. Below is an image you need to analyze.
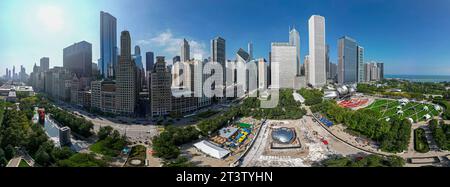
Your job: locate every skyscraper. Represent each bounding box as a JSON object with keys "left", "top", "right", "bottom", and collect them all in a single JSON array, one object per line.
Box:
[
  {"left": 326, "top": 44, "right": 330, "bottom": 79},
  {"left": 257, "top": 58, "right": 268, "bottom": 90},
  {"left": 145, "top": 52, "right": 154, "bottom": 73},
  {"left": 271, "top": 42, "right": 297, "bottom": 89},
  {"left": 63, "top": 41, "right": 93, "bottom": 78},
  {"left": 357, "top": 46, "right": 365, "bottom": 82},
  {"left": 151, "top": 56, "right": 172, "bottom": 117},
  {"left": 181, "top": 39, "right": 190, "bottom": 62},
  {"left": 377, "top": 62, "right": 384, "bottom": 80},
  {"left": 100, "top": 11, "right": 117, "bottom": 79},
  {"left": 173, "top": 56, "right": 181, "bottom": 65},
  {"left": 40, "top": 57, "right": 49, "bottom": 72},
  {"left": 248, "top": 42, "right": 253, "bottom": 60},
  {"left": 338, "top": 36, "right": 358, "bottom": 84},
  {"left": 308, "top": 15, "right": 326, "bottom": 88},
  {"left": 289, "top": 27, "right": 300, "bottom": 76},
  {"left": 133, "top": 46, "right": 143, "bottom": 70},
  {"left": 211, "top": 37, "right": 226, "bottom": 83},
  {"left": 116, "top": 31, "right": 136, "bottom": 114}
]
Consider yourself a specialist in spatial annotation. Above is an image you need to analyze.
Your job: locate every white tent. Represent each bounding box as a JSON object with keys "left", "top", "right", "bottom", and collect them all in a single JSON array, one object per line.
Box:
[
  {"left": 193, "top": 140, "right": 230, "bottom": 159},
  {"left": 423, "top": 114, "right": 431, "bottom": 120},
  {"left": 435, "top": 105, "right": 441, "bottom": 111},
  {"left": 397, "top": 110, "right": 404, "bottom": 115},
  {"left": 407, "top": 118, "right": 414, "bottom": 123},
  {"left": 423, "top": 106, "right": 429, "bottom": 111},
  {"left": 292, "top": 92, "right": 305, "bottom": 103}
]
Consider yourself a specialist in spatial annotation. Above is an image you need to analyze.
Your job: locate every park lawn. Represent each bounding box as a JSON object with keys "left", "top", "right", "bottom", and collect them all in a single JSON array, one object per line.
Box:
[
  {"left": 366, "top": 99, "right": 440, "bottom": 123},
  {"left": 414, "top": 128, "right": 430, "bottom": 153},
  {"left": 90, "top": 140, "right": 120, "bottom": 157},
  {"left": 368, "top": 100, "right": 388, "bottom": 109},
  {"left": 18, "top": 159, "right": 30, "bottom": 167}
]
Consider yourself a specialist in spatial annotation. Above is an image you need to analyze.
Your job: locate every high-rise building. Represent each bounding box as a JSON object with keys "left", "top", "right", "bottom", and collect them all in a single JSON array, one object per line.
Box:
[
  {"left": 211, "top": 37, "right": 226, "bottom": 84},
  {"left": 100, "top": 11, "right": 118, "bottom": 79},
  {"left": 116, "top": 31, "right": 136, "bottom": 114},
  {"left": 235, "top": 48, "right": 251, "bottom": 93},
  {"left": 173, "top": 56, "right": 181, "bottom": 65},
  {"left": 91, "top": 80, "right": 117, "bottom": 113},
  {"left": 338, "top": 36, "right": 358, "bottom": 84},
  {"left": 257, "top": 58, "right": 268, "bottom": 90},
  {"left": 181, "top": 39, "right": 190, "bottom": 62},
  {"left": 145, "top": 52, "right": 154, "bottom": 73},
  {"left": 248, "top": 42, "right": 253, "bottom": 60},
  {"left": 357, "top": 46, "right": 365, "bottom": 82},
  {"left": 330, "top": 62, "right": 337, "bottom": 81},
  {"left": 270, "top": 42, "right": 297, "bottom": 89},
  {"left": 326, "top": 44, "right": 330, "bottom": 79},
  {"left": 151, "top": 56, "right": 172, "bottom": 117},
  {"left": 12, "top": 66, "right": 16, "bottom": 80},
  {"left": 63, "top": 41, "right": 93, "bottom": 78},
  {"left": 289, "top": 27, "right": 301, "bottom": 76},
  {"left": 304, "top": 55, "right": 310, "bottom": 85},
  {"left": 40, "top": 57, "right": 50, "bottom": 72},
  {"left": 377, "top": 62, "right": 384, "bottom": 80},
  {"left": 308, "top": 15, "right": 326, "bottom": 88},
  {"left": 133, "top": 45, "right": 145, "bottom": 92}
]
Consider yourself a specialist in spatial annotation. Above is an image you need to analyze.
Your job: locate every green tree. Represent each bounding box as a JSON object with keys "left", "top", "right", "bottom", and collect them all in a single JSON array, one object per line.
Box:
[{"left": 97, "top": 126, "right": 114, "bottom": 140}]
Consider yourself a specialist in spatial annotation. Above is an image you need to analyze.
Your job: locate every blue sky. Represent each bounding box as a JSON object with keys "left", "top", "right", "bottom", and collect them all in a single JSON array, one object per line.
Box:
[{"left": 1, "top": 0, "right": 450, "bottom": 76}]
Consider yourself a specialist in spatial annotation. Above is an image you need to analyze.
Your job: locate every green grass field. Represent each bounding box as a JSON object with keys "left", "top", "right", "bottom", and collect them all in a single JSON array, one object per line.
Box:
[
  {"left": 366, "top": 99, "right": 441, "bottom": 122},
  {"left": 18, "top": 159, "right": 30, "bottom": 167}
]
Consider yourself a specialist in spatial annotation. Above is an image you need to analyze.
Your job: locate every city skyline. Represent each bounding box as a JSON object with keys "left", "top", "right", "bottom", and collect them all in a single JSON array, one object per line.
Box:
[{"left": 2, "top": 0, "right": 450, "bottom": 76}]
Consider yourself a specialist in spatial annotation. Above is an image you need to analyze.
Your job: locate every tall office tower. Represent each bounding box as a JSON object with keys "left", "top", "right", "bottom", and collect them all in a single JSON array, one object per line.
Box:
[
  {"left": 134, "top": 46, "right": 143, "bottom": 70},
  {"left": 63, "top": 41, "right": 93, "bottom": 78},
  {"left": 211, "top": 37, "right": 226, "bottom": 82},
  {"left": 151, "top": 57, "right": 172, "bottom": 117},
  {"left": 12, "top": 66, "right": 16, "bottom": 80},
  {"left": 377, "top": 62, "right": 384, "bottom": 80},
  {"left": 195, "top": 60, "right": 211, "bottom": 108},
  {"left": 248, "top": 42, "right": 253, "bottom": 60},
  {"left": 236, "top": 48, "right": 250, "bottom": 92},
  {"left": 40, "top": 57, "right": 49, "bottom": 71},
  {"left": 357, "top": 46, "right": 365, "bottom": 82},
  {"left": 100, "top": 11, "right": 117, "bottom": 79},
  {"left": 365, "top": 63, "right": 372, "bottom": 82},
  {"left": 326, "top": 44, "right": 330, "bottom": 79},
  {"left": 338, "top": 36, "right": 358, "bottom": 84},
  {"left": 270, "top": 42, "right": 297, "bottom": 89},
  {"left": 289, "top": 27, "right": 301, "bottom": 76},
  {"left": 133, "top": 45, "right": 144, "bottom": 92},
  {"left": 173, "top": 56, "right": 181, "bottom": 65},
  {"left": 304, "top": 55, "right": 310, "bottom": 85},
  {"left": 116, "top": 31, "right": 136, "bottom": 114},
  {"left": 330, "top": 62, "right": 337, "bottom": 81},
  {"left": 370, "top": 62, "right": 379, "bottom": 81},
  {"left": 181, "top": 38, "right": 190, "bottom": 62},
  {"left": 146, "top": 52, "right": 154, "bottom": 73},
  {"left": 257, "top": 58, "right": 268, "bottom": 90},
  {"left": 308, "top": 15, "right": 326, "bottom": 88},
  {"left": 5, "top": 68, "right": 8, "bottom": 79}
]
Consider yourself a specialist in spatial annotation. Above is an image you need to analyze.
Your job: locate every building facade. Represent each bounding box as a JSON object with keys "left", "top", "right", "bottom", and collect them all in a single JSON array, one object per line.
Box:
[
  {"left": 338, "top": 36, "right": 358, "bottom": 84},
  {"left": 308, "top": 15, "right": 326, "bottom": 88},
  {"left": 100, "top": 11, "right": 118, "bottom": 78},
  {"left": 150, "top": 57, "right": 172, "bottom": 117},
  {"left": 270, "top": 42, "right": 297, "bottom": 89},
  {"left": 63, "top": 41, "right": 92, "bottom": 78}
]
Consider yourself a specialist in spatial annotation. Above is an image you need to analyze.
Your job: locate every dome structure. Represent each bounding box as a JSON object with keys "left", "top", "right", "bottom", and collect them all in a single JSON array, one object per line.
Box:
[{"left": 272, "top": 128, "right": 295, "bottom": 144}]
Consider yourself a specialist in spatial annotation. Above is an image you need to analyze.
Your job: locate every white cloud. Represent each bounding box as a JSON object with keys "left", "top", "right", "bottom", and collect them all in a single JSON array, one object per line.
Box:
[{"left": 138, "top": 30, "right": 208, "bottom": 61}]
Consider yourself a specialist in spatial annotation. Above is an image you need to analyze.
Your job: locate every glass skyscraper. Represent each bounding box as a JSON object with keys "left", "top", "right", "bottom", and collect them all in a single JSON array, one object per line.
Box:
[
  {"left": 338, "top": 36, "right": 358, "bottom": 84},
  {"left": 100, "top": 11, "right": 117, "bottom": 79}
]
